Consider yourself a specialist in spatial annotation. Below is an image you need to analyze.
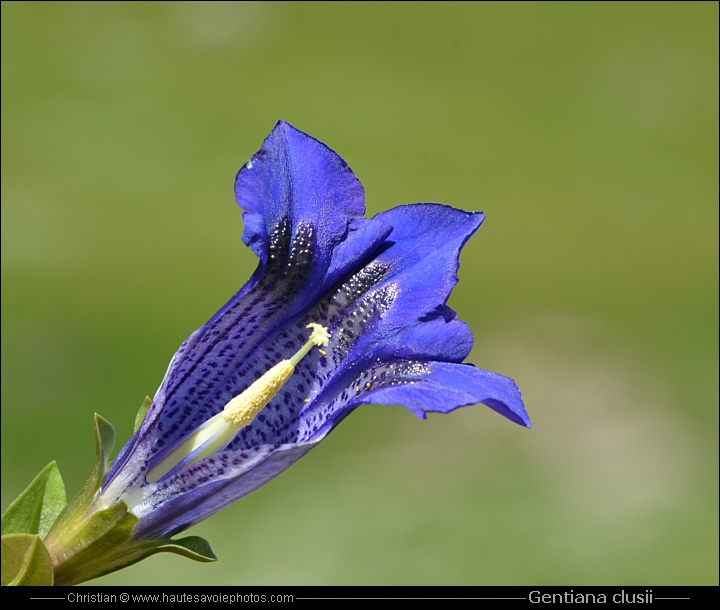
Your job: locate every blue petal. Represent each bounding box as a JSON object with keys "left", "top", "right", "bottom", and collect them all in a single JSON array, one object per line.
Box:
[
  {"left": 131, "top": 442, "right": 315, "bottom": 540},
  {"left": 235, "top": 120, "right": 365, "bottom": 268},
  {"left": 100, "top": 122, "right": 528, "bottom": 543},
  {"left": 235, "top": 121, "right": 393, "bottom": 306},
  {"left": 362, "top": 203, "right": 484, "bottom": 363},
  {"left": 303, "top": 360, "right": 529, "bottom": 446},
  {"left": 352, "top": 361, "right": 530, "bottom": 427}
]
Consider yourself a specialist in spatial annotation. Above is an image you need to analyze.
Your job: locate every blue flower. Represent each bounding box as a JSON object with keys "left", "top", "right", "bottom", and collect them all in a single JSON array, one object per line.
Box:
[{"left": 97, "top": 121, "right": 529, "bottom": 541}]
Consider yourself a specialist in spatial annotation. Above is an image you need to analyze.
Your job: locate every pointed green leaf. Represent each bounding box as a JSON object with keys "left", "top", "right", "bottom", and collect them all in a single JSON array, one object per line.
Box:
[
  {"left": 133, "top": 396, "right": 152, "bottom": 434},
  {"left": 2, "top": 462, "right": 67, "bottom": 538},
  {"left": 153, "top": 535, "right": 217, "bottom": 563},
  {"left": 1, "top": 534, "right": 54, "bottom": 586}
]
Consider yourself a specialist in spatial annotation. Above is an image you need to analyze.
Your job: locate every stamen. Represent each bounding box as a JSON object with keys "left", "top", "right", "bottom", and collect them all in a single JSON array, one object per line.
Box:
[{"left": 146, "top": 324, "right": 330, "bottom": 483}]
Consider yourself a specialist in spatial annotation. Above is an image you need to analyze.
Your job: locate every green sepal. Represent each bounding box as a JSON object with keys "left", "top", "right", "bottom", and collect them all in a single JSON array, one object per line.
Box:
[
  {"left": 95, "top": 413, "right": 116, "bottom": 478},
  {"left": 41, "top": 413, "right": 216, "bottom": 586},
  {"left": 44, "top": 414, "right": 115, "bottom": 549},
  {"left": 1, "top": 534, "right": 54, "bottom": 586},
  {"left": 133, "top": 396, "right": 152, "bottom": 434},
  {"left": 2, "top": 462, "right": 67, "bottom": 538},
  {"left": 46, "top": 498, "right": 216, "bottom": 586}
]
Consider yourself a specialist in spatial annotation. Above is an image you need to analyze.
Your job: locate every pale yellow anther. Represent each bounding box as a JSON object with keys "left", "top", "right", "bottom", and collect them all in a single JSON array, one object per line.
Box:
[
  {"left": 223, "top": 323, "right": 329, "bottom": 426},
  {"left": 146, "top": 324, "right": 331, "bottom": 483},
  {"left": 222, "top": 360, "right": 294, "bottom": 426}
]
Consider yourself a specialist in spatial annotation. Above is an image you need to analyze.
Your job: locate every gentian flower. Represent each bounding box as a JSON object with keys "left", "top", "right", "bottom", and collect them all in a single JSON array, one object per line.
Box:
[{"left": 37, "top": 121, "right": 529, "bottom": 585}]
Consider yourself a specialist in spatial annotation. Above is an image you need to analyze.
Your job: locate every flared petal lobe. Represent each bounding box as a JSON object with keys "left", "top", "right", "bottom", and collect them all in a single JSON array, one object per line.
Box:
[{"left": 236, "top": 121, "right": 365, "bottom": 264}]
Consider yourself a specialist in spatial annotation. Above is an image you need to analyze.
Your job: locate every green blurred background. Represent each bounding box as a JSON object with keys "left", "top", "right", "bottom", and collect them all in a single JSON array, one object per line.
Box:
[{"left": 2, "top": 2, "right": 717, "bottom": 585}]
